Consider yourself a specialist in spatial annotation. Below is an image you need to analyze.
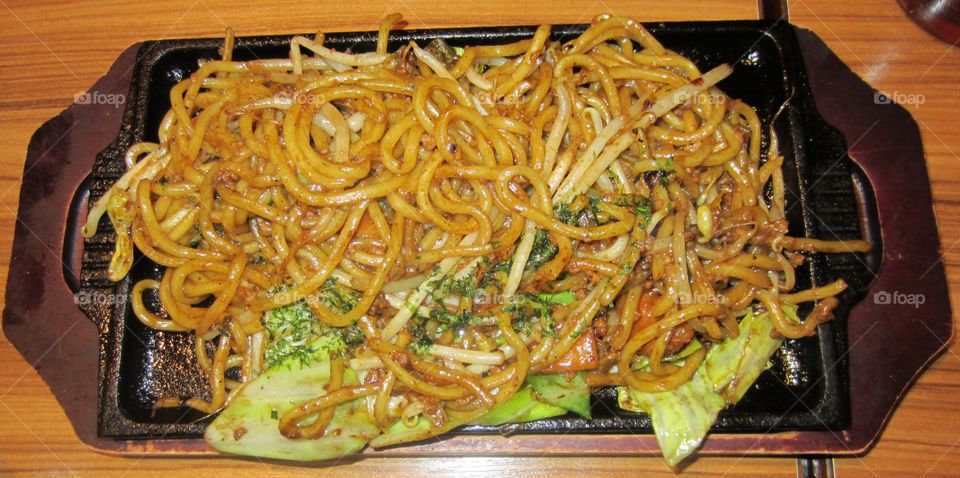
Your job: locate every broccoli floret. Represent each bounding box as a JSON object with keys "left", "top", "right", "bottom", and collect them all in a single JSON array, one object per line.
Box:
[
  {"left": 261, "top": 296, "right": 365, "bottom": 368},
  {"left": 262, "top": 301, "right": 322, "bottom": 368}
]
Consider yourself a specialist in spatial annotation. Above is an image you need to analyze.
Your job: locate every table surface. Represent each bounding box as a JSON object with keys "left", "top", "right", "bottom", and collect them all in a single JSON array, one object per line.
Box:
[{"left": 1, "top": 0, "right": 958, "bottom": 476}]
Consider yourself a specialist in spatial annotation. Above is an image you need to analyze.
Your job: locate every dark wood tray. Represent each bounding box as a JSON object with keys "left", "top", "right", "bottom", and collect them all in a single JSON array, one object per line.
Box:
[{"left": 3, "top": 22, "right": 951, "bottom": 457}]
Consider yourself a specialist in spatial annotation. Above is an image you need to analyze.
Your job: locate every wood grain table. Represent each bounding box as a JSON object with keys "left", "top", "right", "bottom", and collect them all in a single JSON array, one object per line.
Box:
[{"left": 0, "top": 0, "right": 957, "bottom": 476}]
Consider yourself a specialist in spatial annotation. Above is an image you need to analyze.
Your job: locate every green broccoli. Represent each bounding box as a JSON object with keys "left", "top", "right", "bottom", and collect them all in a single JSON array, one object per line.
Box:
[{"left": 261, "top": 295, "right": 366, "bottom": 368}]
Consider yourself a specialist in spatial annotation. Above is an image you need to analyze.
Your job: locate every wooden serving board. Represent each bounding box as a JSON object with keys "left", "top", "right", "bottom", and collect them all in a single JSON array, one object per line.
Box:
[{"left": 2, "top": 26, "right": 951, "bottom": 459}]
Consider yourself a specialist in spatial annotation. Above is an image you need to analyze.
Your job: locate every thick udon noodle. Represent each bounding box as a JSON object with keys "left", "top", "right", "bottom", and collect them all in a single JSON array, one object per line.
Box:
[{"left": 83, "top": 14, "right": 870, "bottom": 438}]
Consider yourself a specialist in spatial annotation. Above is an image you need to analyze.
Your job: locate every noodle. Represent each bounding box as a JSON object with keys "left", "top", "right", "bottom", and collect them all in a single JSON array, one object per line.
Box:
[{"left": 84, "top": 13, "right": 870, "bottom": 452}]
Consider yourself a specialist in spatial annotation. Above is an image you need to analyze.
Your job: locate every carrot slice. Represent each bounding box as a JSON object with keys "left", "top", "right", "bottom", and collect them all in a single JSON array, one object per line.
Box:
[{"left": 541, "top": 328, "right": 599, "bottom": 373}]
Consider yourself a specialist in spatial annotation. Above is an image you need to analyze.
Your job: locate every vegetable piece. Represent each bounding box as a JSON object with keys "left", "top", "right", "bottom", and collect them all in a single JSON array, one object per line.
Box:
[
  {"left": 373, "top": 381, "right": 577, "bottom": 449},
  {"left": 262, "top": 300, "right": 363, "bottom": 368},
  {"left": 540, "top": 328, "right": 599, "bottom": 374},
  {"left": 424, "top": 38, "right": 460, "bottom": 68},
  {"left": 369, "top": 416, "right": 435, "bottom": 449},
  {"left": 471, "top": 386, "right": 568, "bottom": 426},
  {"left": 262, "top": 301, "right": 324, "bottom": 368},
  {"left": 206, "top": 337, "right": 380, "bottom": 461},
  {"left": 106, "top": 191, "right": 135, "bottom": 281},
  {"left": 617, "top": 309, "right": 787, "bottom": 466},
  {"left": 369, "top": 409, "right": 485, "bottom": 449},
  {"left": 537, "top": 290, "right": 576, "bottom": 305},
  {"left": 705, "top": 307, "right": 790, "bottom": 402},
  {"left": 526, "top": 372, "right": 592, "bottom": 419},
  {"left": 618, "top": 369, "right": 725, "bottom": 467}
]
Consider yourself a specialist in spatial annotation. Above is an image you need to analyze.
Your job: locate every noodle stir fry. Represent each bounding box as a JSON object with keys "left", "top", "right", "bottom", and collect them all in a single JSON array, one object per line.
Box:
[{"left": 83, "top": 14, "right": 870, "bottom": 464}]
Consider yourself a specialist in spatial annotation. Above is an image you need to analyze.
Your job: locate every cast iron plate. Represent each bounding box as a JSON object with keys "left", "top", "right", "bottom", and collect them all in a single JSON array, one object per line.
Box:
[{"left": 73, "top": 21, "right": 879, "bottom": 440}]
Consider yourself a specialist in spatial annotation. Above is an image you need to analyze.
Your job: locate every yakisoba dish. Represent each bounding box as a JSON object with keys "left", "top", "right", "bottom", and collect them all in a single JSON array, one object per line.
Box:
[{"left": 83, "top": 14, "right": 870, "bottom": 466}]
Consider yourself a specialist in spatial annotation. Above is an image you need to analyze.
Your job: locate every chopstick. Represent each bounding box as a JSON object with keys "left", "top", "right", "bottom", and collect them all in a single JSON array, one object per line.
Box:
[{"left": 797, "top": 456, "right": 836, "bottom": 478}]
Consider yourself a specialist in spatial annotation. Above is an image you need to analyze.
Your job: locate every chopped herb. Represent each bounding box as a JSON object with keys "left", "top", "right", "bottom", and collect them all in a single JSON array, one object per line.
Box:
[
  {"left": 249, "top": 254, "right": 267, "bottom": 265},
  {"left": 270, "top": 409, "right": 279, "bottom": 420},
  {"left": 615, "top": 194, "right": 653, "bottom": 225},
  {"left": 428, "top": 273, "right": 478, "bottom": 304},
  {"left": 526, "top": 229, "right": 558, "bottom": 272},
  {"left": 491, "top": 258, "right": 513, "bottom": 273},
  {"left": 554, "top": 202, "right": 577, "bottom": 225},
  {"left": 334, "top": 324, "right": 366, "bottom": 349},
  {"left": 407, "top": 320, "right": 434, "bottom": 356},
  {"left": 587, "top": 193, "right": 604, "bottom": 218},
  {"left": 655, "top": 157, "right": 674, "bottom": 172},
  {"left": 317, "top": 278, "right": 360, "bottom": 314},
  {"left": 505, "top": 292, "right": 561, "bottom": 338},
  {"left": 266, "top": 283, "right": 291, "bottom": 296},
  {"left": 554, "top": 194, "right": 605, "bottom": 227},
  {"left": 452, "top": 275, "right": 477, "bottom": 297},
  {"left": 512, "top": 317, "right": 533, "bottom": 336},
  {"left": 478, "top": 257, "right": 512, "bottom": 290},
  {"left": 429, "top": 308, "right": 475, "bottom": 328},
  {"left": 424, "top": 38, "right": 460, "bottom": 68}
]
